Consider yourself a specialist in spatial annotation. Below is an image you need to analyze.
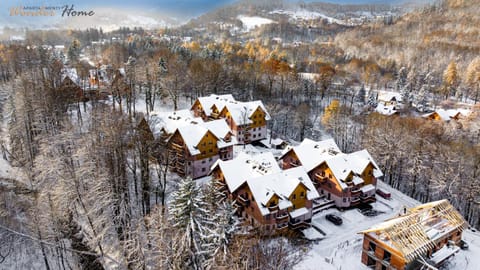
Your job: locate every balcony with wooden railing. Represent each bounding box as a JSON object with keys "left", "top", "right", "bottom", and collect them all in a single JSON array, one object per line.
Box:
[
  {"left": 289, "top": 160, "right": 301, "bottom": 168},
  {"left": 351, "top": 188, "right": 361, "bottom": 195},
  {"left": 236, "top": 194, "right": 250, "bottom": 207},
  {"left": 361, "top": 194, "right": 376, "bottom": 203},
  {"left": 289, "top": 219, "right": 310, "bottom": 230},
  {"left": 267, "top": 203, "right": 279, "bottom": 212},
  {"left": 315, "top": 173, "right": 328, "bottom": 183},
  {"left": 276, "top": 212, "right": 289, "bottom": 221},
  {"left": 350, "top": 196, "right": 361, "bottom": 206},
  {"left": 171, "top": 142, "right": 183, "bottom": 150}
]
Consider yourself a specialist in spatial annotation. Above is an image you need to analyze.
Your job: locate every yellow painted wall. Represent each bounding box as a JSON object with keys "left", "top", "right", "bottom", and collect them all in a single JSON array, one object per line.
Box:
[
  {"left": 196, "top": 131, "right": 219, "bottom": 159},
  {"left": 361, "top": 163, "right": 375, "bottom": 185},
  {"left": 289, "top": 184, "right": 308, "bottom": 209},
  {"left": 250, "top": 107, "right": 266, "bottom": 128}
]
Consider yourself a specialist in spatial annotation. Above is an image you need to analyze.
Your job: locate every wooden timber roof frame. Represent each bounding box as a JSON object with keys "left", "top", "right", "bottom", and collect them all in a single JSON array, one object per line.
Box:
[{"left": 361, "top": 200, "right": 467, "bottom": 263}]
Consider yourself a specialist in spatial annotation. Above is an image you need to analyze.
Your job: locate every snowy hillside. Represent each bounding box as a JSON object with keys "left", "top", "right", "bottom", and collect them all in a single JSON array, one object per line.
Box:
[
  {"left": 237, "top": 15, "right": 275, "bottom": 32},
  {"left": 270, "top": 9, "right": 345, "bottom": 25}
]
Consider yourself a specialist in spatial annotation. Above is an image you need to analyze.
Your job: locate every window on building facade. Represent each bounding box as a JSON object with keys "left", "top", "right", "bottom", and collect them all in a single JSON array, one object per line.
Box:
[
  {"left": 368, "top": 242, "right": 376, "bottom": 253},
  {"left": 383, "top": 250, "right": 391, "bottom": 263},
  {"left": 202, "top": 168, "right": 206, "bottom": 172}
]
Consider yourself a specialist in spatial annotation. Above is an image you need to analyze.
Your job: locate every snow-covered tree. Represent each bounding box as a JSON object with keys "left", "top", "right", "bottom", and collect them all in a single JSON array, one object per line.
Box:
[
  {"left": 414, "top": 85, "right": 429, "bottom": 112},
  {"left": 168, "top": 177, "right": 212, "bottom": 269},
  {"left": 356, "top": 85, "right": 366, "bottom": 104},
  {"left": 396, "top": 66, "right": 408, "bottom": 92}
]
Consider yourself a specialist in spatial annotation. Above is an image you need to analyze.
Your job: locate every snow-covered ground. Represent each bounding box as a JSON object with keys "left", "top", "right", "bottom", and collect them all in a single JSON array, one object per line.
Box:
[
  {"left": 270, "top": 9, "right": 345, "bottom": 25},
  {"left": 237, "top": 15, "right": 275, "bottom": 31},
  {"left": 296, "top": 180, "right": 480, "bottom": 270}
]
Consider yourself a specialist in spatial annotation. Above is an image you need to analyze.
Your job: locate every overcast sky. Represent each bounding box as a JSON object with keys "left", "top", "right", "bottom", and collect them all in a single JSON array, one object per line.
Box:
[{"left": 1, "top": 0, "right": 409, "bottom": 29}]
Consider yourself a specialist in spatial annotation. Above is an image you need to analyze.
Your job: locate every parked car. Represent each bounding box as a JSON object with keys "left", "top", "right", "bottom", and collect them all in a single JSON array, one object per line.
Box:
[
  {"left": 376, "top": 188, "right": 391, "bottom": 199},
  {"left": 326, "top": 214, "right": 343, "bottom": 225},
  {"left": 460, "top": 239, "right": 469, "bottom": 250}
]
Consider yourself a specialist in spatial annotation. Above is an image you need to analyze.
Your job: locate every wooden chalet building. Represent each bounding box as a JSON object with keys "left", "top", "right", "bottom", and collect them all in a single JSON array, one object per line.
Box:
[
  {"left": 359, "top": 200, "right": 467, "bottom": 270},
  {"left": 58, "top": 68, "right": 84, "bottom": 103},
  {"left": 280, "top": 138, "right": 383, "bottom": 208},
  {"left": 164, "top": 115, "right": 236, "bottom": 179},
  {"left": 191, "top": 94, "right": 270, "bottom": 144},
  {"left": 423, "top": 109, "right": 470, "bottom": 122},
  {"left": 210, "top": 152, "right": 320, "bottom": 233},
  {"left": 111, "top": 68, "right": 132, "bottom": 99}
]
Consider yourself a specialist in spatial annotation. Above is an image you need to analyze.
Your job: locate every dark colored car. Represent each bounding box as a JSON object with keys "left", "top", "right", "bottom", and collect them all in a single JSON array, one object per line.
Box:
[
  {"left": 460, "top": 240, "right": 469, "bottom": 250},
  {"left": 326, "top": 214, "right": 343, "bottom": 225}
]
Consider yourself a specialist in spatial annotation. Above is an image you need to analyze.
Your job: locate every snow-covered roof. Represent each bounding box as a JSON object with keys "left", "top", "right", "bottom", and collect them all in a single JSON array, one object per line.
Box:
[
  {"left": 246, "top": 165, "right": 319, "bottom": 216},
  {"left": 325, "top": 155, "right": 352, "bottom": 188},
  {"left": 375, "top": 103, "right": 398, "bottom": 116},
  {"left": 360, "top": 200, "right": 467, "bottom": 263},
  {"left": 199, "top": 119, "right": 237, "bottom": 148},
  {"left": 377, "top": 90, "right": 402, "bottom": 103},
  {"left": 153, "top": 110, "right": 237, "bottom": 150},
  {"left": 428, "top": 245, "right": 459, "bottom": 265},
  {"left": 222, "top": 100, "right": 271, "bottom": 125},
  {"left": 211, "top": 152, "right": 281, "bottom": 194},
  {"left": 282, "top": 166, "right": 320, "bottom": 201},
  {"left": 119, "top": 68, "right": 126, "bottom": 77},
  {"left": 195, "top": 94, "right": 235, "bottom": 117},
  {"left": 150, "top": 109, "right": 201, "bottom": 135},
  {"left": 348, "top": 149, "right": 383, "bottom": 178},
  {"left": 352, "top": 176, "right": 364, "bottom": 186},
  {"left": 360, "top": 184, "right": 375, "bottom": 194},
  {"left": 270, "top": 138, "right": 285, "bottom": 146},
  {"left": 200, "top": 119, "right": 229, "bottom": 139},
  {"left": 176, "top": 124, "right": 211, "bottom": 155},
  {"left": 61, "top": 68, "right": 80, "bottom": 85},
  {"left": 281, "top": 139, "right": 383, "bottom": 189},
  {"left": 423, "top": 109, "right": 471, "bottom": 121},
  {"left": 289, "top": 207, "right": 309, "bottom": 219},
  {"left": 281, "top": 138, "right": 342, "bottom": 172},
  {"left": 193, "top": 94, "right": 271, "bottom": 124}
]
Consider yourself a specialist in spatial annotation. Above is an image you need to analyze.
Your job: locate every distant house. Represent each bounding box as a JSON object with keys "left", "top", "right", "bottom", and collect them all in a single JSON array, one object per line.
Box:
[
  {"left": 375, "top": 103, "right": 399, "bottom": 116},
  {"left": 88, "top": 67, "right": 109, "bottom": 88},
  {"left": 359, "top": 200, "right": 467, "bottom": 270},
  {"left": 210, "top": 152, "right": 320, "bottom": 233},
  {"left": 377, "top": 91, "right": 403, "bottom": 106},
  {"left": 423, "top": 109, "right": 471, "bottom": 122},
  {"left": 280, "top": 138, "right": 382, "bottom": 208},
  {"left": 58, "top": 68, "right": 84, "bottom": 103},
  {"left": 111, "top": 68, "right": 132, "bottom": 99},
  {"left": 191, "top": 94, "right": 270, "bottom": 144}
]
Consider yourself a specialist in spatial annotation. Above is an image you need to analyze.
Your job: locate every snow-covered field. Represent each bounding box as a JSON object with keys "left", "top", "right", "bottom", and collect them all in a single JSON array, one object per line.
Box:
[
  {"left": 270, "top": 9, "right": 345, "bottom": 25},
  {"left": 237, "top": 15, "right": 275, "bottom": 31}
]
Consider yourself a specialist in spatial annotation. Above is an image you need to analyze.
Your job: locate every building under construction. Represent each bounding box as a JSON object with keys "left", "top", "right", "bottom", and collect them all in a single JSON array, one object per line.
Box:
[{"left": 359, "top": 200, "right": 467, "bottom": 270}]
